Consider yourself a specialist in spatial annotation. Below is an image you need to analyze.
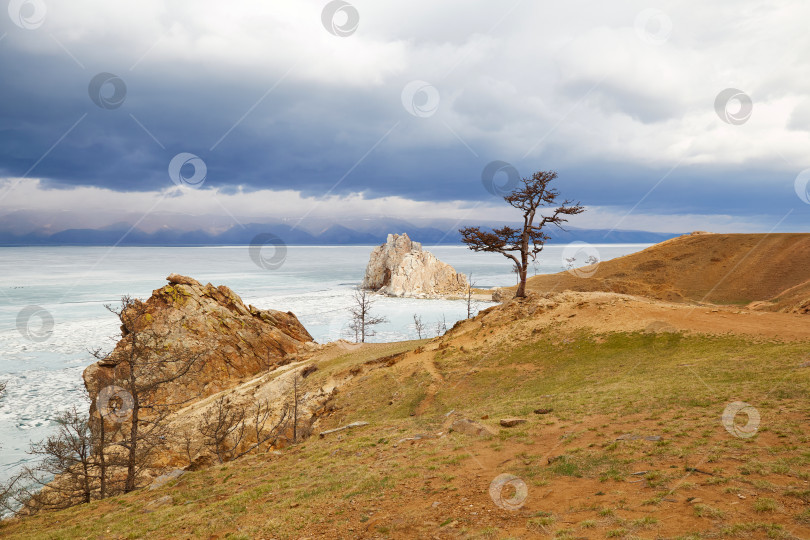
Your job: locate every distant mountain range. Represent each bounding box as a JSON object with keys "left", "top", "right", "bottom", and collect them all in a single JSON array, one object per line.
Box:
[{"left": 0, "top": 219, "right": 681, "bottom": 246}]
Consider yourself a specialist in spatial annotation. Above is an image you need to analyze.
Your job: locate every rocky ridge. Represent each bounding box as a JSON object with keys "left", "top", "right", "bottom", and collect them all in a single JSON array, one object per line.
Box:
[{"left": 83, "top": 274, "right": 316, "bottom": 417}]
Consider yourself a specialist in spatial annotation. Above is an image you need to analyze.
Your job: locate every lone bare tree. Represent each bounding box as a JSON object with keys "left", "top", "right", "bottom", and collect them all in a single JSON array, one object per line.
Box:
[
  {"left": 466, "top": 275, "right": 479, "bottom": 319},
  {"left": 435, "top": 315, "right": 448, "bottom": 337},
  {"left": 348, "top": 287, "right": 388, "bottom": 343},
  {"left": 92, "top": 296, "right": 205, "bottom": 493},
  {"left": 11, "top": 407, "right": 100, "bottom": 512},
  {"left": 412, "top": 314, "right": 426, "bottom": 339},
  {"left": 92, "top": 397, "right": 120, "bottom": 499},
  {"left": 293, "top": 374, "right": 306, "bottom": 442},
  {"left": 460, "top": 170, "right": 584, "bottom": 298}
]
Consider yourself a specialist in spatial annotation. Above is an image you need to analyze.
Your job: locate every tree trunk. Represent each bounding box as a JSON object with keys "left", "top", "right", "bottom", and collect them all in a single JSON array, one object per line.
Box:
[
  {"left": 81, "top": 455, "right": 91, "bottom": 504},
  {"left": 98, "top": 418, "right": 107, "bottom": 498},
  {"left": 292, "top": 378, "right": 298, "bottom": 443},
  {"left": 124, "top": 402, "right": 138, "bottom": 493},
  {"left": 516, "top": 265, "right": 528, "bottom": 298},
  {"left": 516, "top": 221, "right": 530, "bottom": 298}
]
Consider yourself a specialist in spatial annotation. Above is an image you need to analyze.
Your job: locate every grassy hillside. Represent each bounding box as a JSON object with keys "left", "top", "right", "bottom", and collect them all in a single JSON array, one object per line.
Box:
[
  {"left": 520, "top": 233, "right": 810, "bottom": 310},
  {"left": 2, "top": 297, "right": 808, "bottom": 539}
]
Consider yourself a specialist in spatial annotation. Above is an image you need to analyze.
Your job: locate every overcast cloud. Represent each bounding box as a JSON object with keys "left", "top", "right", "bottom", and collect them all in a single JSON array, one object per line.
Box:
[{"left": 1, "top": 0, "right": 809, "bottom": 235}]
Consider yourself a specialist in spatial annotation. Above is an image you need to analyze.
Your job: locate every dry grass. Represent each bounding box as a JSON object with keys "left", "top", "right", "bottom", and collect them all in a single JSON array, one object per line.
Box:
[{"left": 519, "top": 232, "right": 810, "bottom": 311}]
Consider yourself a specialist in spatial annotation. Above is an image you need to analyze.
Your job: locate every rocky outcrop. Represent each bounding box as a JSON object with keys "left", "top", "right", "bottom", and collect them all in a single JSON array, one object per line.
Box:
[
  {"left": 83, "top": 274, "right": 315, "bottom": 412},
  {"left": 448, "top": 418, "right": 493, "bottom": 437},
  {"left": 362, "top": 233, "right": 468, "bottom": 297},
  {"left": 491, "top": 287, "right": 510, "bottom": 302},
  {"left": 164, "top": 360, "right": 340, "bottom": 470}
]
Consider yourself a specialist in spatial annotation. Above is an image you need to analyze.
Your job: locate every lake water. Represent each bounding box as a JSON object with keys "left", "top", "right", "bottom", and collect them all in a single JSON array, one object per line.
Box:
[{"left": 0, "top": 243, "right": 649, "bottom": 481}]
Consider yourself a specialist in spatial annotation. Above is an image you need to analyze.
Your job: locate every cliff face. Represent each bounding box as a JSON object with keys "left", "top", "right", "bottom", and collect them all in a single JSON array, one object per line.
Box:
[
  {"left": 362, "top": 233, "right": 468, "bottom": 297},
  {"left": 83, "top": 274, "right": 315, "bottom": 412}
]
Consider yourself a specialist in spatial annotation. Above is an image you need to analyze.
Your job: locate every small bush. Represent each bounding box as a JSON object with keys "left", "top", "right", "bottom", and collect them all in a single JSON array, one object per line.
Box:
[
  {"left": 753, "top": 497, "right": 778, "bottom": 513},
  {"left": 693, "top": 504, "right": 724, "bottom": 519}
]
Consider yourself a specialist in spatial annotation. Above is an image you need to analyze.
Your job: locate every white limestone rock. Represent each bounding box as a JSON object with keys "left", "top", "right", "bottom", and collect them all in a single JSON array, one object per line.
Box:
[{"left": 362, "top": 233, "right": 468, "bottom": 297}]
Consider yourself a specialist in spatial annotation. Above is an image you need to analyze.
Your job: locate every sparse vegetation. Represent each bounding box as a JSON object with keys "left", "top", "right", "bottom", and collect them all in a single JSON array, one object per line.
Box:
[
  {"left": 348, "top": 287, "right": 388, "bottom": 342},
  {"left": 435, "top": 314, "right": 447, "bottom": 337},
  {"left": 1, "top": 298, "right": 809, "bottom": 538},
  {"left": 9, "top": 405, "right": 100, "bottom": 513},
  {"left": 526, "top": 514, "right": 555, "bottom": 533},
  {"left": 197, "top": 394, "right": 290, "bottom": 463}
]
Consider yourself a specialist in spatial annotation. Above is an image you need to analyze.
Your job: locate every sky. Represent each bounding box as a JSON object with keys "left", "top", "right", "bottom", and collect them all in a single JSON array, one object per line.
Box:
[{"left": 1, "top": 0, "right": 810, "bottom": 237}]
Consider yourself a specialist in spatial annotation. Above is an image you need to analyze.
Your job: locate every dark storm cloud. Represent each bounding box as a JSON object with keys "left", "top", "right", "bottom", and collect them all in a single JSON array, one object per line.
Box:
[
  {"left": 0, "top": 43, "right": 498, "bottom": 202},
  {"left": 0, "top": 0, "right": 809, "bottom": 231}
]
